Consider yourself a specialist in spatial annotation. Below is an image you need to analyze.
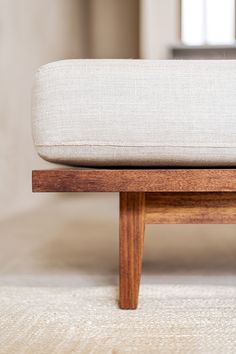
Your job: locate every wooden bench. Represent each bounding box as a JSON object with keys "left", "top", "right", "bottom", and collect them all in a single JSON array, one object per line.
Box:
[{"left": 32, "top": 168, "right": 236, "bottom": 309}]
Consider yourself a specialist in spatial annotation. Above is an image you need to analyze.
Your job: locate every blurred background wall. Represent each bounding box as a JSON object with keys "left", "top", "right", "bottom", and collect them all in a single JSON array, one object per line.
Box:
[
  {"left": 1, "top": 0, "right": 235, "bottom": 219},
  {"left": 0, "top": 0, "right": 90, "bottom": 217},
  {"left": 140, "top": 0, "right": 179, "bottom": 58},
  {"left": 89, "top": 0, "right": 139, "bottom": 58}
]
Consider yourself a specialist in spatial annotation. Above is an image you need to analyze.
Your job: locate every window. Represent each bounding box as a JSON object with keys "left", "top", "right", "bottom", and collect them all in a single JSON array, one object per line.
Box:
[{"left": 181, "top": 0, "right": 235, "bottom": 45}]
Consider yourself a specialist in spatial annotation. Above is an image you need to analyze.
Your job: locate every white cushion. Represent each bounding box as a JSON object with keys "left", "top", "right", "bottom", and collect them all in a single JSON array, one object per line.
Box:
[{"left": 32, "top": 59, "right": 236, "bottom": 166}]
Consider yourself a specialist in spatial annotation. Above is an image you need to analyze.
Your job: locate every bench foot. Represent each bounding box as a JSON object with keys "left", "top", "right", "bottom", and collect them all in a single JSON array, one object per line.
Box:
[{"left": 119, "top": 192, "right": 145, "bottom": 309}]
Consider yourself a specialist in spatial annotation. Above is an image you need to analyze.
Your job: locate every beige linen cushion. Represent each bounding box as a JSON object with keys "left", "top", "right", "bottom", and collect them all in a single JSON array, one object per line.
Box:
[{"left": 32, "top": 59, "right": 236, "bottom": 166}]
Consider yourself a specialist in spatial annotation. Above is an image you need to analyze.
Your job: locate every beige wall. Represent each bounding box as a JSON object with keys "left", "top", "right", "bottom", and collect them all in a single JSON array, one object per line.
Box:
[
  {"left": 140, "top": 0, "right": 179, "bottom": 58},
  {"left": 0, "top": 0, "right": 88, "bottom": 218},
  {"left": 89, "top": 0, "right": 139, "bottom": 58}
]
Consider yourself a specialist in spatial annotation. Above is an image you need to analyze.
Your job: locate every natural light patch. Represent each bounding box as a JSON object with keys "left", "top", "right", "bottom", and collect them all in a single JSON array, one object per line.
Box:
[
  {"left": 206, "top": 0, "right": 235, "bottom": 44},
  {"left": 181, "top": 0, "right": 235, "bottom": 45},
  {"left": 181, "top": 0, "right": 205, "bottom": 45}
]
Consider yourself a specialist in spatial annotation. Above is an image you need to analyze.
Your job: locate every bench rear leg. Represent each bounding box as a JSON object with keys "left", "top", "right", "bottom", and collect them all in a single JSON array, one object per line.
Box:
[{"left": 119, "top": 192, "right": 145, "bottom": 309}]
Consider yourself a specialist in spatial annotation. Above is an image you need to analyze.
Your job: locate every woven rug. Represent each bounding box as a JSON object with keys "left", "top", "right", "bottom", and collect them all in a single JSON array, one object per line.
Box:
[
  {"left": 0, "top": 285, "right": 236, "bottom": 354},
  {"left": 0, "top": 194, "right": 236, "bottom": 353}
]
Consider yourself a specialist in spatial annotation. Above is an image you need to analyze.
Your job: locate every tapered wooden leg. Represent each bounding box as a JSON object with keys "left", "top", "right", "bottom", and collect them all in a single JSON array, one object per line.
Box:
[{"left": 119, "top": 192, "right": 145, "bottom": 309}]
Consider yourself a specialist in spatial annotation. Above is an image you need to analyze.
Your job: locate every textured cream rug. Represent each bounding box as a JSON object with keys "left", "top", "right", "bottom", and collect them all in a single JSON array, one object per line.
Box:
[
  {"left": 0, "top": 285, "right": 236, "bottom": 354},
  {"left": 0, "top": 194, "right": 236, "bottom": 353}
]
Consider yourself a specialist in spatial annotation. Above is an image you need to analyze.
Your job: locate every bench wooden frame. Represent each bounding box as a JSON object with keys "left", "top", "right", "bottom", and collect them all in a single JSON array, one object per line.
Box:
[{"left": 32, "top": 168, "right": 236, "bottom": 309}]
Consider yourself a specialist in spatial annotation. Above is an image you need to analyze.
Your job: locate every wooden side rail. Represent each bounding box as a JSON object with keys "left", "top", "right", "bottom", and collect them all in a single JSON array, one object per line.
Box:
[
  {"left": 145, "top": 192, "right": 236, "bottom": 224},
  {"left": 32, "top": 169, "right": 236, "bottom": 192},
  {"left": 32, "top": 169, "right": 236, "bottom": 309}
]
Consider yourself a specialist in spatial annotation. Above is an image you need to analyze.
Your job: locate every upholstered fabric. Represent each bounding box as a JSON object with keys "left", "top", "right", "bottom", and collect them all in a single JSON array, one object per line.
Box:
[{"left": 32, "top": 59, "right": 236, "bottom": 166}]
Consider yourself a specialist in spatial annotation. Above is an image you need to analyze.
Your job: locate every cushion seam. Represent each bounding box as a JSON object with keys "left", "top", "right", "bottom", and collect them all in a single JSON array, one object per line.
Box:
[{"left": 35, "top": 143, "right": 236, "bottom": 149}]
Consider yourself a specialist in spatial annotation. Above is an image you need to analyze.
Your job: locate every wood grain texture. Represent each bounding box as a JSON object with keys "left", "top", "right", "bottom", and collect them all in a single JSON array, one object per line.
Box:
[
  {"left": 119, "top": 192, "right": 145, "bottom": 309},
  {"left": 32, "top": 169, "right": 236, "bottom": 192},
  {"left": 145, "top": 192, "right": 236, "bottom": 224}
]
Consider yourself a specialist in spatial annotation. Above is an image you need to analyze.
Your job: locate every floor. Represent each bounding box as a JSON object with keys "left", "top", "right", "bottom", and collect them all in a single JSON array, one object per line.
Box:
[{"left": 0, "top": 194, "right": 236, "bottom": 353}]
